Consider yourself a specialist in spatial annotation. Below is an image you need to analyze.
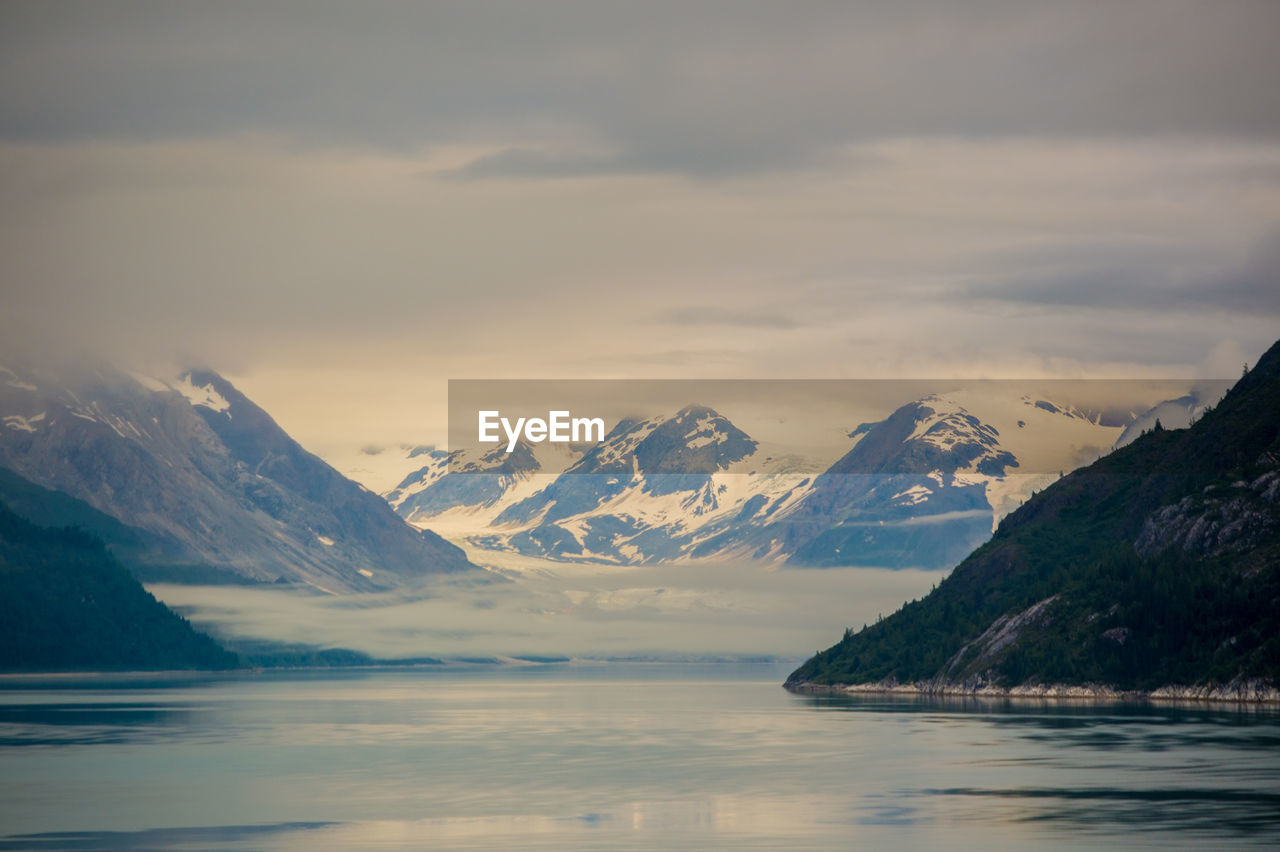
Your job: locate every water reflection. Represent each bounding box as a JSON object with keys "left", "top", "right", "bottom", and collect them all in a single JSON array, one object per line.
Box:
[
  {"left": 923, "top": 787, "right": 1280, "bottom": 835},
  {"left": 0, "top": 822, "right": 337, "bottom": 851},
  {"left": 793, "top": 690, "right": 1280, "bottom": 839},
  {"left": 0, "top": 670, "right": 1276, "bottom": 850},
  {"left": 794, "top": 690, "right": 1280, "bottom": 720},
  {"left": 0, "top": 702, "right": 202, "bottom": 747}
]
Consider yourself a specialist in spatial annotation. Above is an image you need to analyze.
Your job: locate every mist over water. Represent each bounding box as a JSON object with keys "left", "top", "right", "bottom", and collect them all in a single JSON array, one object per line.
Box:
[{"left": 149, "top": 558, "right": 941, "bottom": 661}]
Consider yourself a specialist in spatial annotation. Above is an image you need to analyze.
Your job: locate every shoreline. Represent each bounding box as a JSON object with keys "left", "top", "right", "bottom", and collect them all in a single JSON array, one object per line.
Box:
[{"left": 784, "top": 678, "right": 1280, "bottom": 705}]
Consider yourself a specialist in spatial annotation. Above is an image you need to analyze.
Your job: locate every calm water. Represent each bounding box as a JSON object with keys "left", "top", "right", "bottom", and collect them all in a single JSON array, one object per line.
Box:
[{"left": 1, "top": 664, "right": 1278, "bottom": 851}]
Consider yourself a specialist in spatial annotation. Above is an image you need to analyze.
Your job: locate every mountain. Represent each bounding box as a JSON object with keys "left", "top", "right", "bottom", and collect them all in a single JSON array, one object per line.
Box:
[
  {"left": 388, "top": 441, "right": 547, "bottom": 521},
  {"left": 734, "top": 390, "right": 1114, "bottom": 568},
  {"left": 785, "top": 340, "right": 1280, "bottom": 699},
  {"left": 0, "top": 503, "right": 238, "bottom": 671},
  {"left": 386, "top": 394, "right": 1126, "bottom": 569},
  {"left": 0, "top": 465, "right": 269, "bottom": 585},
  {"left": 0, "top": 360, "right": 475, "bottom": 592}
]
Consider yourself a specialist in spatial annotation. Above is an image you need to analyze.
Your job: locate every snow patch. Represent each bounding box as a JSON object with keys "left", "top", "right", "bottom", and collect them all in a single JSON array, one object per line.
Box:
[
  {"left": 0, "top": 366, "right": 37, "bottom": 391},
  {"left": 684, "top": 415, "right": 729, "bottom": 448},
  {"left": 3, "top": 411, "right": 45, "bottom": 433},
  {"left": 172, "top": 374, "right": 232, "bottom": 417},
  {"left": 891, "top": 484, "right": 932, "bottom": 506}
]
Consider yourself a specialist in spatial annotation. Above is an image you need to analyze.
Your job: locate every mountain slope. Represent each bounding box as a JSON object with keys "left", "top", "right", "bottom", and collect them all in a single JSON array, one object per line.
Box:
[
  {"left": 386, "top": 441, "right": 556, "bottom": 528},
  {"left": 786, "top": 341, "right": 1280, "bottom": 698},
  {"left": 0, "top": 361, "right": 475, "bottom": 592},
  {"left": 0, "top": 503, "right": 238, "bottom": 671},
  {"left": 0, "top": 466, "right": 259, "bottom": 584}
]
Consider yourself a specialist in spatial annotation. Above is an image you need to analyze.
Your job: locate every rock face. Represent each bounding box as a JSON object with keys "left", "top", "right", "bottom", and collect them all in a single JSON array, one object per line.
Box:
[
  {"left": 0, "top": 360, "right": 475, "bottom": 592},
  {"left": 1135, "top": 470, "right": 1280, "bottom": 558},
  {"left": 934, "top": 595, "right": 1060, "bottom": 683},
  {"left": 787, "top": 338, "right": 1280, "bottom": 701}
]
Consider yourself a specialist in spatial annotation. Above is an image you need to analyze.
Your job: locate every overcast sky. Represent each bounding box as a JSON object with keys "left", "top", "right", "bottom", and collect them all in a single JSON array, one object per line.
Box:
[{"left": 2, "top": 1, "right": 1278, "bottom": 456}]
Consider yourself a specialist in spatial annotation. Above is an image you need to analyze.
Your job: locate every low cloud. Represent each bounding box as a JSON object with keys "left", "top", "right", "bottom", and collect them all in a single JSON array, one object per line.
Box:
[{"left": 151, "top": 559, "right": 942, "bottom": 661}]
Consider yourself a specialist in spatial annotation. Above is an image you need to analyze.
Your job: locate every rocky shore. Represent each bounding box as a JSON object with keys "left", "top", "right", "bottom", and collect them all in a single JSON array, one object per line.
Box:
[{"left": 785, "top": 676, "right": 1280, "bottom": 704}]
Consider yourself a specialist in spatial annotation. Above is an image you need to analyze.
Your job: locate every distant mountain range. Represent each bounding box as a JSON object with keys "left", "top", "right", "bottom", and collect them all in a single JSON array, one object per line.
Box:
[
  {"left": 786, "top": 339, "right": 1280, "bottom": 700},
  {"left": 0, "top": 361, "right": 475, "bottom": 592},
  {"left": 383, "top": 392, "right": 1141, "bottom": 569}
]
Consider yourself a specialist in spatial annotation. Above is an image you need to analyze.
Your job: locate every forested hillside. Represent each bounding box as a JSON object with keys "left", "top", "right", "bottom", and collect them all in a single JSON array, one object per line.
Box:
[
  {"left": 788, "top": 339, "right": 1280, "bottom": 697},
  {"left": 0, "top": 504, "right": 238, "bottom": 671}
]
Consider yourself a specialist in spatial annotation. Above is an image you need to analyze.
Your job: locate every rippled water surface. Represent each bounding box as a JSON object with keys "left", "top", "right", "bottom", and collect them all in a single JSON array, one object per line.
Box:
[{"left": 1, "top": 665, "right": 1277, "bottom": 850}]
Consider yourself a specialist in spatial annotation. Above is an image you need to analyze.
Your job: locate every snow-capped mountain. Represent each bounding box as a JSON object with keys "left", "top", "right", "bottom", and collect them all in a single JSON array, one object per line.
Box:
[
  {"left": 384, "top": 391, "right": 1131, "bottom": 569},
  {"left": 0, "top": 360, "right": 475, "bottom": 592},
  {"left": 756, "top": 390, "right": 1121, "bottom": 567},
  {"left": 383, "top": 438, "right": 588, "bottom": 539}
]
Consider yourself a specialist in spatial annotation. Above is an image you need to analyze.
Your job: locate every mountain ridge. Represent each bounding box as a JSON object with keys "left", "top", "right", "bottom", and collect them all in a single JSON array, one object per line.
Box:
[
  {"left": 385, "top": 390, "right": 1132, "bottom": 569},
  {"left": 0, "top": 359, "right": 476, "bottom": 592}
]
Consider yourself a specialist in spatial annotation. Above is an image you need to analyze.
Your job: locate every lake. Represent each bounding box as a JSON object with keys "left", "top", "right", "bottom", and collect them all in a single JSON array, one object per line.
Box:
[{"left": 1, "top": 663, "right": 1277, "bottom": 850}]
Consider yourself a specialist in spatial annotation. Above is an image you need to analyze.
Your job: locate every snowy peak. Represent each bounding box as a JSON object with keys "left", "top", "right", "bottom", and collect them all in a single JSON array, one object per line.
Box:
[
  {"left": 453, "top": 439, "right": 542, "bottom": 475},
  {"left": 0, "top": 359, "right": 475, "bottom": 590},
  {"left": 830, "top": 388, "right": 1126, "bottom": 480},
  {"left": 568, "top": 404, "right": 757, "bottom": 476},
  {"left": 902, "top": 394, "right": 1017, "bottom": 476},
  {"left": 829, "top": 394, "right": 1014, "bottom": 477},
  {"left": 1018, "top": 395, "right": 1100, "bottom": 423}
]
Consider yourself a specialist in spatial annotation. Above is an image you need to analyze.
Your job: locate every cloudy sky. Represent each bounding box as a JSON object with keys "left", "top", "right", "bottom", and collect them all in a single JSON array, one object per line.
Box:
[{"left": 2, "top": 1, "right": 1278, "bottom": 456}]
